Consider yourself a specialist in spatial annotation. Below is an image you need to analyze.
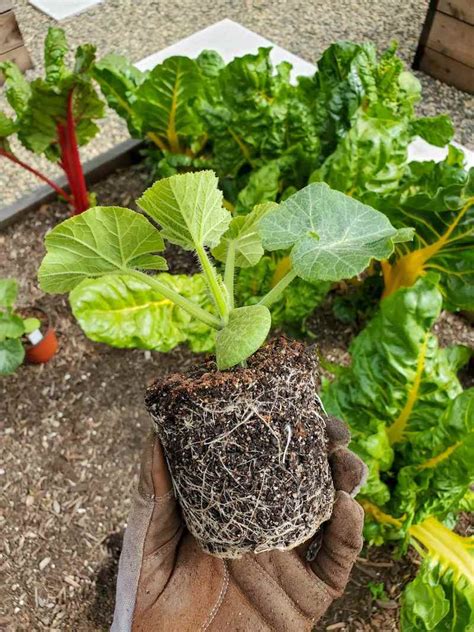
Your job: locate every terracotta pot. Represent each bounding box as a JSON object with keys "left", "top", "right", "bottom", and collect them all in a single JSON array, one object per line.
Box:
[
  {"left": 25, "top": 328, "right": 58, "bottom": 364},
  {"left": 18, "top": 306, "right": 59, "bottom": 365}
]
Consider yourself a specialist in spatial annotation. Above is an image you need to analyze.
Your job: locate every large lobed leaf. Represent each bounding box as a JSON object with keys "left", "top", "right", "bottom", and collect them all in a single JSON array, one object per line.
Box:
[
  {"left": 38, "top": 206, "right": 166, "bottom": 293},
  {"left": 260, "top": 182, "right": 412, "bottom": 282},
  {"left": 138, "top": 170, "right": 230, "bottom": 251}
]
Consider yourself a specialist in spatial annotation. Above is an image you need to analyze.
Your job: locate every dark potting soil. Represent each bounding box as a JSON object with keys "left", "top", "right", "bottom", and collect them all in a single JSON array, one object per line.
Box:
[
  {"left": 2, "top": 162, "right": 473, "bottom": 630},
  {"left": 146, "top": 337, "right": 335, "bottom": 558}
]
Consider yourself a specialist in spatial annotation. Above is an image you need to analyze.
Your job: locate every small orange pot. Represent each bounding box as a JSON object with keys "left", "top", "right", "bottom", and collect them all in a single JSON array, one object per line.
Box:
[{"left": 25, "top": 328, "right": 58, "bottom": 364}]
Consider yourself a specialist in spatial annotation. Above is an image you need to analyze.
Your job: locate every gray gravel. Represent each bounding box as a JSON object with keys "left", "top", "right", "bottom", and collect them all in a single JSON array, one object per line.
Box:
[{"left": 0, "top": 0, "right": 472, "bottom": 207}]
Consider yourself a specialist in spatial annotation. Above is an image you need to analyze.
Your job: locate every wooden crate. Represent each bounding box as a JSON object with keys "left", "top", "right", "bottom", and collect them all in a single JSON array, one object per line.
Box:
[
  {"left": 0, "top": 2, "right": 32, "bottom": 84},
  {"left": 414, "top": 0, "right": 474, "bottom": 93}
]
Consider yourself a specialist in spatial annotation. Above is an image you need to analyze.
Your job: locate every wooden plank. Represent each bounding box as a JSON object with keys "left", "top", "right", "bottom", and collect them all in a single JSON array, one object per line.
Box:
[
  {"left": 438, "top": 0, "right": 474, "bottom": 25},
  {"left": 0, "top": 45, "right": 33, "bottom": 83},
  {"left": 0, "top": 10, "right": 23, "bottom": 54},
  {"left": 0, "top": 139, "right": 142, "bottom": 228},
  {"left": 0, "top": 1, "right": 13, "bottom": 13},
  {"left": 427, "top": 11, "right": 474, "bottom": 67},
  {"left": 419, "top": 46, "right": 474, "bottom": 93}
]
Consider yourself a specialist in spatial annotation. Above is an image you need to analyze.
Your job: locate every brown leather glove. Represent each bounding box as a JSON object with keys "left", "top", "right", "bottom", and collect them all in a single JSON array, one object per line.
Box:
[{"left": 111, "top": 417, "right": 367, "bottom": 632}]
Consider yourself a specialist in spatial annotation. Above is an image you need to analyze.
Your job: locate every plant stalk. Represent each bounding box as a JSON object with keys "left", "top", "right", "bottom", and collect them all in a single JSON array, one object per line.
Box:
[
  {"left": 224, "top": 242, "right": 235, "bottom": 310},
  {"left": 57, "top": 89, "right": 90, "bottom": 214},
  {"left": 129, "top": 270, "right": 222, "bottom": 330},
  {"left": 0, "top": 148, "right": 74, "bottom": 204},
  {"left": 196, "top": 245, "right": 229, "bottom": 321},
  {"left": 259, "top": 268, "right": 298, "bottom": 308}
]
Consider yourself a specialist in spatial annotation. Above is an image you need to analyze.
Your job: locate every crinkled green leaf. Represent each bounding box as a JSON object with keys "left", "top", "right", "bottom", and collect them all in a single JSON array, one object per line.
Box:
[
  {"left": 0, "top": 338, "right": 24, "bottom": 375},
  {"left": 213, "top": 202, "right": 277, "bottom": 268},
  {"left": 410, "top": 115, "right": 454, "bottom": 148},
  {"left": 134, "top": 56, "right": 203, "bottom": 151},
  {"left": 138, "top": 171, "right": 230, "bottom": 251},
  {"left": 216, "top": 304, "right": 271, "bottom": 370},
  {"left": 0, "top": 279, "right": 18, "bottom": 308},
  {"left": 0, "top": 61, "right": 32, "bottom": 116},
  {"left": 93, "top": 54, "right": 145, "bottom": 136},
  {"left": 38, "top": 206, "right": 166, "bottom": 293},
  {"left": 323, "top": 275, "right": 467, "bottom": 535},
  {"left": 260, "top": 182, "right": 410, "bottom": 282},
  {"left": 44, "top": 27, "right": 69, "bottom": 83},
  {"left": 0, "top": 112, "right": 17, "bottom": 139},
  {"left": 70, "top": 273, "right": 215, "bottom": 353}
]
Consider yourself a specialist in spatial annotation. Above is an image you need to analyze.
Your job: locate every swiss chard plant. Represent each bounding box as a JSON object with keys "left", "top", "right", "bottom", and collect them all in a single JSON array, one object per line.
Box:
[
  {"left": 38, "top": 171, "right": 410, "bottom": 368},
  {"left": 364, "top": 147, "right": 474, "bottom": 311},
  {"left": 0, "top": 279, "right": 40, "bottom": 375},
  {"left": 323, "top": 274, "right": 473, "bottom": 630},
  {"left": 0, "top": 28, "right": 104, "bottom": 214}
]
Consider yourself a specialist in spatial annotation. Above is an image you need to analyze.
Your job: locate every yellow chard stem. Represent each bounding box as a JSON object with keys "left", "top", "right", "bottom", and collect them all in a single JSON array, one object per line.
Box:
[
  {"left": 386, "top": 333, "right": 429, "bottom": 445},
  {"left": 382, "top": 197, "right": 474, "bottom": 299}
]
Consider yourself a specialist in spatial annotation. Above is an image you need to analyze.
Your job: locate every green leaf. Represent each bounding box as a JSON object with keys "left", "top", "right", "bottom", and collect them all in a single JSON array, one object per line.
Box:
[
  {"left": 0, "top": 112, "right": 17, "bottom": 139},
  {"left": 137, "top": 171, "right": 230, "bottom": 251},
  {"left": 0, "top": 338, "right": 24, "bottom": 375},
  {"left": 23, "top": 318, "right": 40, "bottom": 334},
  {"left": 216, "top": 305, "right": 271, "bottom": 369},
  {"left": 70, "top": 273, "right": 215, "bottom": 353},
  {"left": 44, "top": 27, "right": 69, "bottom": 83},
  {"left": 93, "top": 54, "right": 145, "bottom": 136},
  {"left": 401, "top": 565, "right": 450, "bottom": 631},
  {"left": 133, "top": 56, "right": 203, "bottom": 151},
  {"left": 213, "top": 202, "right": 277, "bottom": 268},
  {"left": 0, "top": 61, "right": 32, "bottom": 116},
  {"left": 0, "top": 279, "right": 18, "bottom": 308},
  {"left": 260, "top": 182, "right": 410, "bottom": 282},
  {"left": 74, "top": 44, "right": 96, "bottom": 74},
  {"left": 38, "top": 206, "right": 166, "bottom": 293},
  {"left": 0, "top": 312, "right": 25, "bottom": 340},
  {"left": 410, "top": 115, "right": 454, "bottom": 148}
]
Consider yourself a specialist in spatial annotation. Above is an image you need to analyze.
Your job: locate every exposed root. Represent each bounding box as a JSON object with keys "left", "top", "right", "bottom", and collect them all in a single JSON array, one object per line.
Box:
[{"left": 146, "top": 338, "right": 335, "bottom": 558}]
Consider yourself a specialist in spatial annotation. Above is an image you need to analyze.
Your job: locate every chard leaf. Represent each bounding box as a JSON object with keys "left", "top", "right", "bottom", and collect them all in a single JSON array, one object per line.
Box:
[
  {"left": 0, "top": 279, "right": 18, "bottom": 308},
  {"left": 70, "top": 273, "right": 215, "bottom": 353},
  {"left": 44, "top": 27, "right": 69, "bottom": 83},
  {"left": 138, "top": 171, "right": 230, "bottom": 251},
  {"left": 213, "top": 202, "right": 277, "bottom": 268},
  {"left": 93, "top": 54, "right": 145, "bottom": 136},
  {"left": 323, "top": 275, "right": 466, "bottom": 538},
  {"left": 0, "top": 61, "right": 32, "bottom": 116},
  {"left": 0, "top": 338, "right": 24, "bottom": 375},
  {"left": 38, "top": 207, "right": 166, "bottom": 293},
  {"left": 260, "top": 182, "right": 410, "bottom": 282},
  {"left": 410, "top": 115, "right": 454, "bottom": 148},
  {"left": 0, "top": 112, "right": 17, "bottom": 139},
  {"left": 216, "top": 305, "right": 271, "bottom": 370},
  {"left": 134, "top": 56, "right": 203, "bottom": 152}
]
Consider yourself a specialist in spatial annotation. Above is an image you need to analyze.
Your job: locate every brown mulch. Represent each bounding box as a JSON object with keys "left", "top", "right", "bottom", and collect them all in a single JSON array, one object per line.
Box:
[{"left": 1, "top": 164, "right": 472, "bottom": 631}]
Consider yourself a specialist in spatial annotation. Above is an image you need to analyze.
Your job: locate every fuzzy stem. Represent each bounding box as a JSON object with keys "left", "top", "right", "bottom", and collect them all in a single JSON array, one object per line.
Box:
[
  {"left": 224, "top": 242, "right": 235, "bottom": 310},
  {"left": 259, "top": 268, "right": 298, "bottom": 308},
  {"left": 0, "top": 147, "right": 74, "bottom": 204},
  {"left": 128, "top": 270, "right": 222, "bottom": 330},
  {"left": 196, "top": 245, "right": 229, "bottom": 321}
]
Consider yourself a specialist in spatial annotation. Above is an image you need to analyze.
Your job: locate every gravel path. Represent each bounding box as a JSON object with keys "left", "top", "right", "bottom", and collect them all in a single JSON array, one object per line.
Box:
[{"left": 1, "top": 0, "right": 472, "bottom": 207}]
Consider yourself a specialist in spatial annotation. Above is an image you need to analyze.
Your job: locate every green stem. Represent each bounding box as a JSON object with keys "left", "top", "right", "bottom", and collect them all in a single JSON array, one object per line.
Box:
[
  {"left": 224, "top": 242, "right": 235, "bottom": 310},
  {"left": 259, "top": 268, "right": 298, "bottom": 308},
  {"left": 129, "top": 270, "right": 221, "bottom": 330},
  {"left": 196, "top": 245, "right": 229, "bottom": 321}
]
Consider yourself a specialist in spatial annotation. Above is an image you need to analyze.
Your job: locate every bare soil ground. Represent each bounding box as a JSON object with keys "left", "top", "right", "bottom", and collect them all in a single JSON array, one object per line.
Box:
[{"left": 1, "top": 165, "right": 472, "bottom": 631}]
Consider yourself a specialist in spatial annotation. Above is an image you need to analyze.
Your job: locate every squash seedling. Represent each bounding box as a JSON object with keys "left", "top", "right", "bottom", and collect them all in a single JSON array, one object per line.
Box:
[
  {"left": 0, "top": 28, "right": 104, "bottom": 215},
  {"left": 38, "top": 170, "right": 411, "bottom": 557}
]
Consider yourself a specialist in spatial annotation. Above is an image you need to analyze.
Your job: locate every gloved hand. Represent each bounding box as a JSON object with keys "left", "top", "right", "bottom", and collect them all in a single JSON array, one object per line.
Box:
[{"left": 111, "top": 416, "right": 367, "bottom": 631}]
